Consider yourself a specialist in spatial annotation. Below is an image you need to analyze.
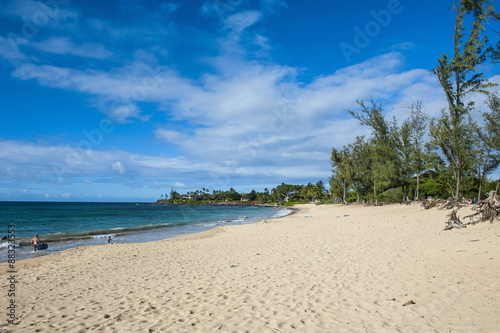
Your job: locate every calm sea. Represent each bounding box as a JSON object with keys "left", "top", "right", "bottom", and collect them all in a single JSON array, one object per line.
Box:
[{"left": 0, "top": 202, "right": 290, "bottom": 262}]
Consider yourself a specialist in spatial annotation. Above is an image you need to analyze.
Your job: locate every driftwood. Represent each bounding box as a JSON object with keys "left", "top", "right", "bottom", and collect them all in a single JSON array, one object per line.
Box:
[
  {"left": 424, "top": 197, "right": 464, "bottom": 210},
  {"left": 423, "top": 198, "right": 439, "bottom": 209},
  {"left": 444, "top": 209, "right": 467, "bottom": 230},
  {"left": 443, "top": 191, "right": 500, "bottom": 230},
  {"left": 464, "top": 191, "right": 500, "bottom": 224}
]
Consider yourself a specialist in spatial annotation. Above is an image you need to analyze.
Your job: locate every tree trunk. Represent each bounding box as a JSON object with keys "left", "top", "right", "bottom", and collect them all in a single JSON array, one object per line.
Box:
[
  {"left": 415, "top": 172, "right": 421, "bottom": 201},
  {"left": 477, "top": 182, "right": 482, "bottom": 203},
  {"left": 342, "top": 182, "right": 347, "bottom": 205},
  {"left": 455, "top": 168, "right": 462, "bottom": 200}
]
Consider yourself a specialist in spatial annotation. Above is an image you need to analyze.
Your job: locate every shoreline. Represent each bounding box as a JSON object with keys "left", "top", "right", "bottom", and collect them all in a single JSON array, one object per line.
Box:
[
  {"left": 1, "top": 204, "right": 292, "bottom": 263},
  {"left": 16, "top": 206, "right": 298, "bottom": 263},
  {"left": 1, "top": 203, "right": 499, "bottom": 332}
]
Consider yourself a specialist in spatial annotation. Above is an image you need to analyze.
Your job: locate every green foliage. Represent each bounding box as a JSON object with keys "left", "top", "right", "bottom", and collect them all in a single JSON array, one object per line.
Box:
[
  {"left": 170, "top": 189, "right": 181, "bottom": 200},
  {"left": 431, "top": 0, "right": 498, "bottom": 199},
  {"left": 316, "top": 198, "right": 340, "bottom": 205},
  {"left": 273, "top": 183, "right": 303, "bottom": 203},
  {"left": 485, "top": 179, "right": 499, "bottom": 194},
  {"left": 158, "top": 182, "right": 328, "bottom": 206},
  {"left": 243, "top": 190, "right": 258, "bottom": 201},
  {"left": 378, "top": 187, "right": 404, "bottom": 203},
  {"left": 300, "top": 182, "right": 325, "bottom": 201},
  {"left": 484, "top": 93, "right": 500, "bottom": 151},
  {"left": 329, "top": 175, "right": 344, "bottom": 200},
  {"left": 349, "top": 100, "right": 402, "bottom": 198},
  {"left": 346, "top": 191, "right": 358, "bottom": 203},
  {"left": 474, "top": 93, "right": 500, "bottom": 199},
  {"left": 402, "top": 101, "right": 430, "bottom": 200},
  {"left": 256, "top": 191, "right": 272, "bottom": 204},
  {"left": 420, "top": 176, "right": 450, "bottom": 198},
  {"left": 331, "top": 135, "right": 375, "bottom": 203},
  {"left": 462, "top": 174, "right": 481, "bottom": 199},
  {"left": 225, "top": 188, "right": 242, "bottom": 201}
]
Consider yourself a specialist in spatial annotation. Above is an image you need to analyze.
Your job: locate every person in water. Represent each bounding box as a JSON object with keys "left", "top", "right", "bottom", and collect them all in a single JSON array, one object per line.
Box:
[
  {"left": 107, "top": 236, "right": 114, "bottom": 244},
  {"left": 30, "top": 235, "right": 41, "bottom": 252}
]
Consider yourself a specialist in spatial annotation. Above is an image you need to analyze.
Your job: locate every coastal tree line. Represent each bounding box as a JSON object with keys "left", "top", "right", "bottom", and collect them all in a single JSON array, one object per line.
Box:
[
  {"left": 331, "top": 0, "right": 500, "bottom": 204},
  {"left": 158, "top": 181, "right": 329, "bottom": 206}
]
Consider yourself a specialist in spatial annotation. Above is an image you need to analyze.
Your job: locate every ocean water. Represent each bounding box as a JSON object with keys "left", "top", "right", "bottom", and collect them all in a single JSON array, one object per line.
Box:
[{"left": 0, "top": 202, "right": 291, "bottom": 262}]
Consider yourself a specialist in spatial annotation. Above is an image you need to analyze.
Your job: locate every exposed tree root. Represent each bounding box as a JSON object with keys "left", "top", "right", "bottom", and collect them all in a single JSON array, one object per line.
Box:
[
  {"left": 442, "top": 191, "right": 500, "bottom": 230},
  {"left": 444, "top": 209, "right": 467, "bottom": 230},
  {"left": 464, "top": 191, "right": 500, "bottom": 224},
  {"left": 424, "top": 197, "right": 464, "bottom": 210}
]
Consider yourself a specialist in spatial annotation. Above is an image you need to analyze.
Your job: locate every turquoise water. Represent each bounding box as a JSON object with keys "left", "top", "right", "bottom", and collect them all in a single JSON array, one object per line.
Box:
[{"left": 0, "top": 202, "right": 290, "bottom": 262}]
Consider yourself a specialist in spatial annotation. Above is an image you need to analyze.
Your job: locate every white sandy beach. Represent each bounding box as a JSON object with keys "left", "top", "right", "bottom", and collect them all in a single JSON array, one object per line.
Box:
[{"left": 1, "top": 203, "right": 499, "bottom": 333}]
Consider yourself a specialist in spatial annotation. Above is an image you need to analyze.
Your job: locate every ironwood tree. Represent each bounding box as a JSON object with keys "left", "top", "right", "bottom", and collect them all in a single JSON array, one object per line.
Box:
[{"left": 431, "top": 0, "right": 498, "bottom": 200}]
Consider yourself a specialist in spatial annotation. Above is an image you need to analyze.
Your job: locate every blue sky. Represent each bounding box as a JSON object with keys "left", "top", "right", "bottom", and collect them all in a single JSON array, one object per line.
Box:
[{"left": 0, "top": 0, "right": 499, "bottom": 202}]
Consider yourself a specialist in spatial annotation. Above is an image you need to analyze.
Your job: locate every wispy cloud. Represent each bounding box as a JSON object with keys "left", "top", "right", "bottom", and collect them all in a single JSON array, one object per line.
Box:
[
  {"left": 32, "top": 37, "right": 113, "bottom": 59},
  {"left": 2, "top": 0, "right": 80, "bottom": 26},
  {"left": 224, "top": 10, "right": 262, "bottom": 33},
  {"left": 0, "top": 50, "right": 445, "bottom": 193},
  {"left": 259, "top": 0, "right": 288, "bottom": 15}
]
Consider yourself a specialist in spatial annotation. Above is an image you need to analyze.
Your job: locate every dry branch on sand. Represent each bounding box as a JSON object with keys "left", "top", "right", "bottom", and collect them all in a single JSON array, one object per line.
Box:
[
  {"left": 464, "top": 191, "right": 500, "bottom": 224},
  {"left": 443, "top": 191, "right": 500, "bottom": 230},
  {"left": 424, "top": 197, "right": 465, "bottom": 210},
  {"left": 444, "top": 209, "right": 467, "bottom": 230}
]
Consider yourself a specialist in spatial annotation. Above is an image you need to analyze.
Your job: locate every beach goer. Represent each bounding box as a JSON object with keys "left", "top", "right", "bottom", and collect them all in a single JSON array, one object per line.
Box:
[
  {"left": 30, "top": 234, "right": 41, "bottom": 252},
  {"left": 107, "top": 236, "right": 114, "bottom": 244}
]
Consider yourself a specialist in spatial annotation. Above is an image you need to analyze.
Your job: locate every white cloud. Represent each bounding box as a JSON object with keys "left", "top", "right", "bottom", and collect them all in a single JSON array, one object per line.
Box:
[
  {"left": 391, "top": 42, "right": 416, "bottom": 51},
  {"left": 0, "top": 139, "right": 201, "bottom": 183},
  {"left": 11, "top": 61, "right": 200, "bottom": 122},
  {"left": 224, "top": 10, "right": 262, "bottom": 33},
  {"left": 111, "top": 161, "right": 126, "bottom": 174},
  {"left": 147, "top": 53, "right": 442, "bottom": 165},
  {"left": 109, "top": 104, "right": 147, "bottom": 123},
  {"left": 3, "top": 48, "right": 447, "bottom": 194},
  {"left": 6, "top": 50, "right": 447, "bottom": 190},
  {"left": 155, "top": 129, "right": 187, "bottom": 145},
  {"left": 32, "top": 37, "right": 112, "bottom": 59}
]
